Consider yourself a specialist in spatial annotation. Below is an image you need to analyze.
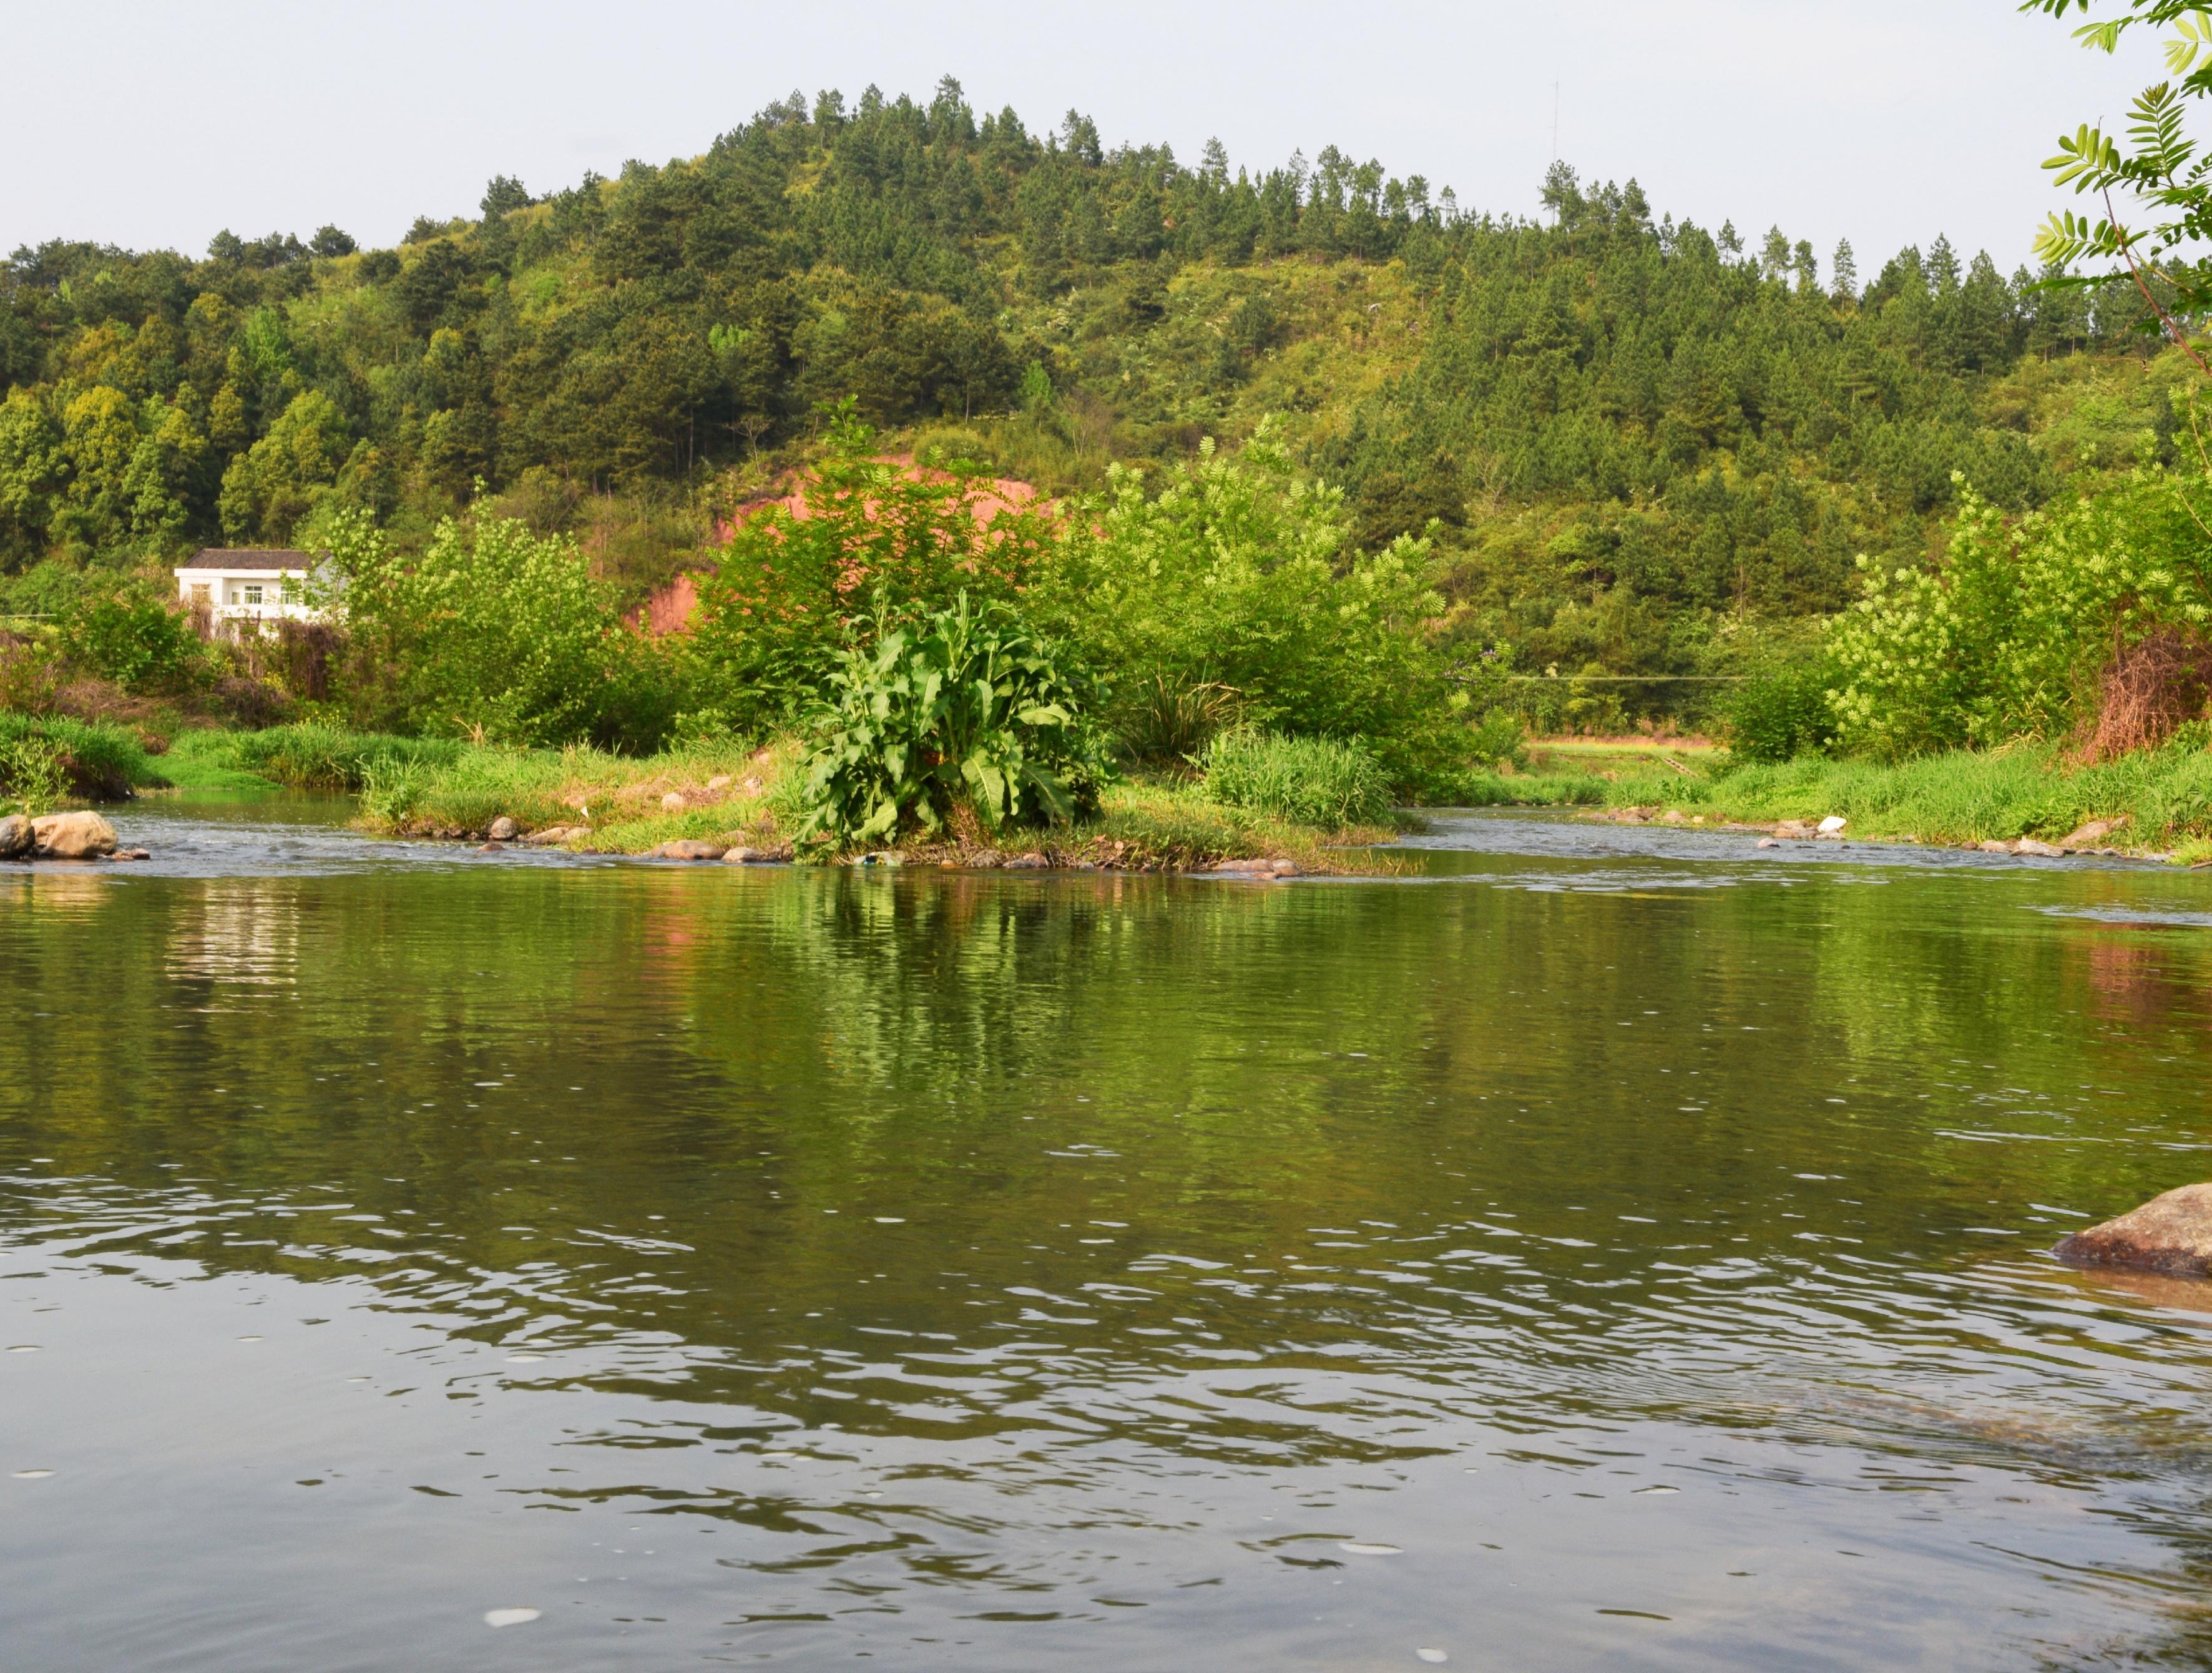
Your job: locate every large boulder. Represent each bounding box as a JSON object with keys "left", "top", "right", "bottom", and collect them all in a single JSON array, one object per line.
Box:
[
  {"left": 31, "top": 812, "right": 117, "bottom": 860},
  {"left": 2053, "top": 1184, "right": 2212, "bottom": 1277},
  {"left": 487, "top": 816, "right": 518, "bottom": 841},
  {"left": 0, "top": 815, "right": 31, "bottom": 860}
]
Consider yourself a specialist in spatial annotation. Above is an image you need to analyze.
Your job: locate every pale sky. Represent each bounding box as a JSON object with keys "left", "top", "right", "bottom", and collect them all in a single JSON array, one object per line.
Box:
[{"left": 2, "top": 0, "right": 2169, "bottom": 277}]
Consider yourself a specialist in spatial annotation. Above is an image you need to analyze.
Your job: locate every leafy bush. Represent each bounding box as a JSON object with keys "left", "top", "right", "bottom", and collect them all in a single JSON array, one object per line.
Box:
[
  {"left": 1720, "top": 664, "right": 1838, "bottom": 763},
  {"left": 1829, "top": 472, "right": 2212, "bottom": 757},
  {"left": 321, "top": 506, "right": 673, "bottom": 748},
  {"left": 58, "top": 586, "right": 204, "bottom": 693},
  {"left": 688, "top": 406, "right": 1055, "bottom": 726},
  {"left": 796, "top": 596, "right": 1108, "bottom": 848},
  {"left": 1034, "top": 423, "right": 1466, "bottom": 790},
  {"left": 1200, "top": 727, "right": 1392, "bottom": 827}
]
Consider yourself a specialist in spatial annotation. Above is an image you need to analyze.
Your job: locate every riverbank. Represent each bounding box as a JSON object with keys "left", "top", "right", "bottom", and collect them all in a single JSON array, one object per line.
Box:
[
  {"left": 15, "top": 714, "right": 2212, "bottom": 866},
  {"left": 74, "top": 722, "right": 1391, "bottom": 873},
  {"left": 1575, "top": 742, "right": 2212, "bottom": 861}
]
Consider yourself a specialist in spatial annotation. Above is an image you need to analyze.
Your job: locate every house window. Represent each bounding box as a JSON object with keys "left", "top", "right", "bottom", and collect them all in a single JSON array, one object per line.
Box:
[{"left": 243, "top": 584, "right": 264, "bottom": 606}]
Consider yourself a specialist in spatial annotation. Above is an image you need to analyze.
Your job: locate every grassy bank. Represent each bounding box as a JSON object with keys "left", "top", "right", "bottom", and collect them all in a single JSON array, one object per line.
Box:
[
  {"left": 1505, "top": 741, "right": 2212, "bottom": 859},
  {"left": 355, "top": 738, "right": 1391, "bottom": 872},
  {"left": 1, "top": 713, "right": 164, "bottom": 803},
  {"left": 125, "top": 723, "right": 1384, "bottom": 872}
]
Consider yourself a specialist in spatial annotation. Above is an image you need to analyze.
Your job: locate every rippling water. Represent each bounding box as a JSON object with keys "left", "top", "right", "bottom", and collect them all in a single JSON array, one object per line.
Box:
[{"left": 4, "top": 801, "right": 2211, "bottom": 1669}]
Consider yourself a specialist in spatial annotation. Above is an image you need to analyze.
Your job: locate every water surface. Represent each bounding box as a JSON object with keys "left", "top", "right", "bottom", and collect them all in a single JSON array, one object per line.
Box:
[{"left": 4, "top": 802, "right": 2211, "bottom": 1669}]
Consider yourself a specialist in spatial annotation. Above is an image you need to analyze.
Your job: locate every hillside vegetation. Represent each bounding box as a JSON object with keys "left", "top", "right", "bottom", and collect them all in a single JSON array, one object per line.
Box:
[{"left": 2, "top": 79, "right": 2190, "bottom": 731}]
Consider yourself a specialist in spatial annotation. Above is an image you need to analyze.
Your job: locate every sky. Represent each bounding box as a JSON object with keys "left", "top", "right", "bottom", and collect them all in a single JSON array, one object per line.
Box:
[{"left": 1, "top": 0, "right": 2173, "bottom": 277}]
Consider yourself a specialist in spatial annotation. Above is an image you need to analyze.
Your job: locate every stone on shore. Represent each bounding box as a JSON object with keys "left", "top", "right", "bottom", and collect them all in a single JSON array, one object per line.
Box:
[
  {"left": 661, "top": 792, "right": 686, "bottom": 812},
  {"left": 1003, "top": 852, "right": 1049, "bottom": 870},
  {"left": 31, "top": 812, "right": 117, "bottom": 860},
  {"left": 522, "top": 825, "right": 577, "bottom": 845},
  {"left": 722, "top": 846, "right": 760, "bottom": 865},
  {"left": 1211, "top": 856, "right": 1300, "bottom": 878},
  {"left": 2015, "top": 838, "right": 2065, "bottom": 858},
  {"left": 1978, "top": 839, "right": 2015, "bottom": 854},
  {"left": 0, "top": 814, "right": 31, "bottom": 860},
  {"left": 2061, "top": 817, "right": 2123, "bottom": 848},
  {"left": 653, "top": 839, "right": 726, "bottom": 861},
  {"left": 488, "top": 816, "right": 518, "bottom": 841},
  {"left": 2053, "top": 1184, "right": 2212, "bottom": 1277}
]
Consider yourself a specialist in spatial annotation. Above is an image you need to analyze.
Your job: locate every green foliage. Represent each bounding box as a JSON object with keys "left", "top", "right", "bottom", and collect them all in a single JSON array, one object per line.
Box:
[
  {"left": 2024, "top": 2, "right": 2212, "bottom": 333},
  {"left": 1199, "top": 727, "right": 1392, "bottom": 828},
  {"left": 0, "top": 732, "right": 66, "bottom": 813},
  {"left": 1035, "top": 423, "right": 1463, "bottom": 788},
  {"left": 1828, "top": 470, "right": 2212, "bottom": 753},
  {"left": 0, "top": 712, "right": 157, "bottom": 804},
  {"left": 688, "top": 405, "right": 1054, "bottom": 724},
  {"left": 796, "top": 596, "right": 1108, "bottom": 847},
  {"left": 1720, "top": 663, "right": 1839, "bottom": 762},
  {"left": 166, "top": 723, "right": 466, "bottom": 791},
  {"left": 322, "top": 506, "right": 672, "bottom": 748},
  {"left": 218, "top": 390, "right": 351, "bottom": 542},
  {"left": 56, "top": 584, "right": 204, "bottom": 693}
]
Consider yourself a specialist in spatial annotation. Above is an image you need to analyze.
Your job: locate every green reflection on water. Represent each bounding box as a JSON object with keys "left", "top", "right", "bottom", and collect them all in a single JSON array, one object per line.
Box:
[{"left": 4, "top": 836, "right": 2212, "bottom": 1666}]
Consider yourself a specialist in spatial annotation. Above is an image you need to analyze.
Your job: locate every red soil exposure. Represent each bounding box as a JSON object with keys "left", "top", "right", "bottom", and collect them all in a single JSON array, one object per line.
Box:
[{"left": 630, "top": 458, "right": 1047, "bottom": 637}]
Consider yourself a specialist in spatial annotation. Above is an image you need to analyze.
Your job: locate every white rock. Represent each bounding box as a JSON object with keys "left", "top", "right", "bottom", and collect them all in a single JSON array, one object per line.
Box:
[
  {"left": 1817, "top": 815, "right": 1847, "bottom": 833},
  {"left": 483, "top": 1607, "right": 540, "bottom": 1628}
]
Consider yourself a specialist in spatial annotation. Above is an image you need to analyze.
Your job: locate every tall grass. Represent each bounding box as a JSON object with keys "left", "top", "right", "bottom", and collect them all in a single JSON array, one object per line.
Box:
[
  {"left": 0, "top": 712, "right": 158, "bottom": 801},
  {"left": 1200, "top": 729, "right": 1392, "bottom": 828},
  {"left": 164, "top": 725, "right": 464, "bottom": 792}
]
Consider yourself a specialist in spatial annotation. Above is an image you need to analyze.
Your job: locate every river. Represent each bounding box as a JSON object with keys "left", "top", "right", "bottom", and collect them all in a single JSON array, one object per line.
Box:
[{"left": 2, "top": 798, "right": 2209, "bottom": 1669}]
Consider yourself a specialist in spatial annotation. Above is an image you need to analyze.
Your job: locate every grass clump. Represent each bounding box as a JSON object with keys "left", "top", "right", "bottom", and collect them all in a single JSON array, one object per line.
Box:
[
  {"left": 0, "top": 712, "right": 160, "bottom": 803},
  {"left": 1200, "top": 728, "right": 1392, "bottom": 828},
  {"left": 163, "top": 724, "right": 466, "bottom": 793}
]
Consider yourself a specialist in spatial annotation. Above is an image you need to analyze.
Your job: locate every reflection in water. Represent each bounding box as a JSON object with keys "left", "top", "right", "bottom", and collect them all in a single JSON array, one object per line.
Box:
[
  {"left": 2, "top": 811, "right": 2212, "bottom": 1669},
  {"left": 165, "top": 881, "right": 302, "bottom": 989}
]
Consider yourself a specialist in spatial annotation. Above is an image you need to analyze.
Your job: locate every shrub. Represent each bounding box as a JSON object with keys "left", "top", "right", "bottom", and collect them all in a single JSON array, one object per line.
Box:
[
  {"left": 1829, "top": 471, "right": 2212, "bottom": 757},
  {"left": 1720, "top": 664, "right": 1838, "bottom": 763},
  {"left": 321, "top": 505, "right": 674, "bottom": 749},
  {"left": 1200, "top": 727, "right": 1392, "bottom": 827},
  {"left": 58, "top": 586, "right": 204, "bottom": 694},
  {"left": 796, "top": 596, "right": 1108, "bottom": 848},
  {"left": 688, "top": 405, "right": 1056, "bottom": 727},
  {"left": 1033, "top": 421, "right": 1466, "bottom": 790}
]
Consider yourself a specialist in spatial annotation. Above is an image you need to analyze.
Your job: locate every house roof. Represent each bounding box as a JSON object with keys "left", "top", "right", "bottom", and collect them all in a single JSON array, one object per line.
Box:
[{"left": 178, "top": 548, "right": 315, "bottom": 575}]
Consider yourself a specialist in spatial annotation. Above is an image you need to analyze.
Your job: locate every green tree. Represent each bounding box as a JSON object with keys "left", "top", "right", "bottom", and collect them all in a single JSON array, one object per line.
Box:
[
  {"left": 0, "top": 391, "right": 65, "bottom": 567},
  {"left": 1034, "top": 421, "right": 1465, "bottom": 787},
  {"left": 218, "top": 390, "right": 350, "bottom": 541}
]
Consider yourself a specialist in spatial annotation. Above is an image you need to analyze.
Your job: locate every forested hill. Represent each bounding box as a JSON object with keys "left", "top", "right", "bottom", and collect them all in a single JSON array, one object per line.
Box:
[{"left": 0, "top": 77, "right": 2191, "bottom": 690}]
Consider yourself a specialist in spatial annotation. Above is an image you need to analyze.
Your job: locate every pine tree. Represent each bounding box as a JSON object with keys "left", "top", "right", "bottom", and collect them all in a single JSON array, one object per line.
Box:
[{"left": 1830, "top": 238, "right": 1858, "bottom": 303}]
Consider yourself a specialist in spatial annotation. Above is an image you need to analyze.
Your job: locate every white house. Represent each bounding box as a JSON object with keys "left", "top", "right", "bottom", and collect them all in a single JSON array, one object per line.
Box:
[{"left": 174, "top": 549, "right": 331, "bottom": 636}]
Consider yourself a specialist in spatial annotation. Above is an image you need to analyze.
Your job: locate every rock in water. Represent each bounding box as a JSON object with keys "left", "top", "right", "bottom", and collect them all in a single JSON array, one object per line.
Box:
[
  {"left": 0, "top": 815, "right": 30, "bottom": 860},
  {"left": 2054, "top": 1184, "right": 2212, "bottom": 1277},
  {"left": 488, "top": 816, "right": 518, "bottom": 841},
  {"left": 653, "top": 839, "right": 725, "bottom": 861},
  {"left": 30, "top": 812, "right": 117, "bottom": 860}
]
